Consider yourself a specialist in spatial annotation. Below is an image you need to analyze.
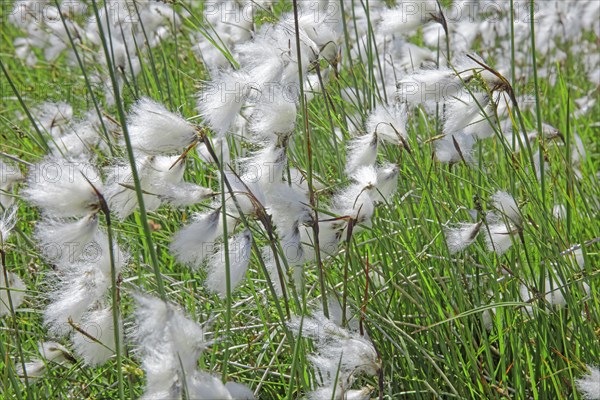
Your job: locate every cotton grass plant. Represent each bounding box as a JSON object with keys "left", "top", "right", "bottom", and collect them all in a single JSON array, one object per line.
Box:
[{"left": 1, "top": 0, "right": 599, "bottom": 399}]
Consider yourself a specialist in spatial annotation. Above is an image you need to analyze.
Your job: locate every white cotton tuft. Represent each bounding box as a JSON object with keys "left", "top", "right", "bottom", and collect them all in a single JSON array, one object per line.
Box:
[
  {"left": 434, "top": 134, "right": 475, "bottom": 164},
  {"left": 520, "top": 273, "right": 590, "bottom": 310},
  {"left": 553, "top": 204, "right": 567, "bottom": 220},
  {"left": 34, "top": 214, "right": 99, "bottom": 268},
  {"left": 571, "top": 133, "right": 587, "bottom": 167},
  {"left": 169, "top": 210, "right": 223, "bottom": 269},
  {"left": 345, "top": 133, "right": 379, "bottom": 176},
  {"left": 72, "top": 306, "right": 122, "bottom": 366},
  {"left": 127, "top": 97, "right": 198, "bottom": 155},
  {"left": 22, "top": 157, "right": 102, "bottom": 217},
  {"left": 289, "top": 313, "right": 380, "bottom": 394},
  {"left": 373, "top": 163, "right": 400, "bottom": 203},
  {"left": 249, "top": 90, "right": 297, "bottom": 139},
  {"left": 266, "top": 183, "right": 311, "bottom": 235},
  {"left": 444, "top": 93, "right": 496, "bottom": 139},
  {"left": 224, "top": 381, "right": 255, "bottom": 399},
  {"left": 197, "top": 70, "right": 252, "bottom": 135},
  {"left": 132, "top": 293, "right": 212, "bottom": 399},
  {"left": 0, "top": 206, "right": 18, "bottom": 243},
  {"left": 491, "top": 191, "right": 521, "bottom": 224},
  {"left": 397, "top": 68, "right": 458, "bottom": 105},
  {"left": 483, "top": 223, "right": 515, "bottom": 255},
  {"left": 157, "top": 182, "right": 214, "bottom": 207},
  {"left": 379, "top": 1, "right": 439, "bottom": 36},
  {"left": 185, "top": 372, "right": 234, "bottom": 400},
  {"left": 366, "top": 103, "right": 408, "bottom": 144},
  {"left": 576, "top": 365, "right": 600, "bottom": 400},
  {"left": 44, "top": 265, "right": 110, "bottom": 336},
  {"left": 0, "top": 271, "right": 26, "bottom": 317},
  {"left": 32, "top": 101, "right": 73, "bottom": 136},
  {"left": 16, "top": 341, "right": 72, "bottom": 381},
  {"left": 205, "top": 229, "right": 253, "bottom": 298},
  {"left": 224, "top": 169, "right": 266, "bottom": 216},
  {"left": 238, "top": 145, "right": 287, "bottom": 190},
  {"left": 105, "top": 155, "right": 186, "bottom": 219},
  {"left": 332, "top": 183, "right": 375, "bottom": 226},
  {"left": 444, "top": 221, "right": 483, "bottom": 254}
]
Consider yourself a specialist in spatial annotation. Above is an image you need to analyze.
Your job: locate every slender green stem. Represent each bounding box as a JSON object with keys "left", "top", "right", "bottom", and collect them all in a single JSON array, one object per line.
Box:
[{"left": 529, "top": 0, "right": 545, "bottom": 206}]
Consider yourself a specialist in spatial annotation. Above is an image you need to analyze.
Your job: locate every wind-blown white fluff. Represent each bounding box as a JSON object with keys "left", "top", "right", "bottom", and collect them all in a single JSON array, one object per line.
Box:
[
  {"left": 205, "top": 229, "right": 253, "bottom": 298},
  {"left": 379, "top": 1, "right": 439, "bottom": 36},
  {"left": 366, "top": 103, "right": 408, "bottom": 144},
  {"left": 169, "top": 210, "right": 223, "bottom": 269},
  {"left": 72, "top": 306, "right": 122, "bottom": 366},
  {"left": 133, "top": 294, "right": 252, "bottom": 399},
  {"left": 345, "top": 133, "right": 379, "bottom": 175},
  {"left": 43, "top": 264, "right": 110, "bottom": 336},
  {"left": 444, "top": 93, "right": 496, "bottom": 139},
  {"left": 23, "top": 157, "right": 103, "bottom": 217},
  {"left": 34, "top": 214, "right": 99, "bottom": 268},
  {"left": 197, "top": 70, "right": 252, "bottom": 136},
  {"left": 158, "top": 182, "right": 214, "bottom": 207},
  {"left": 576, "top": 365, "right": 600, "bottom": 400},
  {"left": 483, "top": 223, "right": 515, "bottom": 255},
  {"left": 249, "top": 91, "right": 297, "bottom": 140},
  {"left": 105, "top": 155, "right": 186, "bottom": 219},
  {"left": 289, "top": 312, "right": 380, "bottom": 397},
  {"left": 16, "top": 341, "right": 72, "bottom": 381},
  {"left": 444, "top": 221, "right": 483, "bottom": 254},
  {"left": 434, "top": 133, "right": 475, "bottom": 164},
  {"left": 127, "top": 97, "right": 197, "bottom": 155},
  {"left": 0, "top": 206, "right": 18, "bottom": 243},
  {"left": 491, "top": 190, "right": 521, "bottom": 224}
]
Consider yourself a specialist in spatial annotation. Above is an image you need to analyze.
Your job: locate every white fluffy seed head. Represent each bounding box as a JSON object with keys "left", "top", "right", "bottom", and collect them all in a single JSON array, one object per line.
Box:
[
  {"left": 34, "top": 214, "right": 99, "bottom": 268},
  {"left": 366, "top": 103, "right": 408, "bottom": 144},
  {"left": 444, "top": 221, "right": 483, "bottom": 254},
  {"left": 169, "top": 210, "right": 223, "bottom": 269},
  {"left": 205, "top": 229, "right": 253, "bottom": 298},
  {"left": 127, "top": 97, "right": 198, "bottom": 155},
  {"left": 483, "top": 223, "right": 515, "bottom": 255},
  {"left": 32, "top": 101, "right": 73, "bottom": 136},
  {"left": 576, "top": 365, "right": 600, "bottom": 400},
  {"left": 345, "top": 133, "right": 379, "bottom": 176},
  {"left": 249, "top": 90, "right": 297, "bottom": 140},
  {"left": 23, "top": 157, "right": 103, "bottom": 217},
  {"left": 0, "top": 206, "right": 18, "bottom": 243},
  {"left": 43, "top": 265, "right": 110, "bottom": 336},
  {"left": 444, "top": 93, "right": 496, "bottom": 139},
  {"left": 197, "top": 70, "right": 252, "bottom": 136},
  {"left": 0, "top": 158, "right": 23, "bottom": 208},
  {"left": 491, "top": 190, "right": 521, "bottom": 224},
  {"left": 434, "top": 134, "right": 475, "bottom": 164},
  {"left": 379, "top": 1, "right": 439, "bottom": 36},
  {"left": 132, "top": 293, "right": 209, "bottom": 399},
  {"left": 72, "top": 306, "right": 121, "bottom": 366}
]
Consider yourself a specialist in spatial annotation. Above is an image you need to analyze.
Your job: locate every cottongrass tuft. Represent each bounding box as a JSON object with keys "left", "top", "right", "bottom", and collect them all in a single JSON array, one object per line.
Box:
[
  {"left": 205, "top": 229, "right": 253, "bottom": 298},
  {"left": 576, "top": 365, "right": 600, "bottom": 400},
  {"left": 132, "top": 293, "right": 254, "bottom": 399},
  {"left": 127, "top": 97, "right": 198, "bottom": 155},
  {"left": 16, "top": 341, "right": 72, "bottom": 381},
  {"left": 289, "top": 312, "right": 380, "bottom": 398},
  {"left": 22, "top": 157, "right": 103, "bottom": 218}
]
